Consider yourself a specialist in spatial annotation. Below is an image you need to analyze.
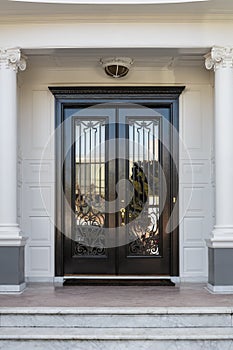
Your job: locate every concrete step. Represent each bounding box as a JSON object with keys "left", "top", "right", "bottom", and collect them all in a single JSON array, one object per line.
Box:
[
  {"left": 0, "top": 307, "right": 232, "bottom": 328},
  {"left": 0, "top": 327, "right": 233, "bottom": 350},
  {"left": 1, "top": 326, "right": 233, "bottom": 339}
]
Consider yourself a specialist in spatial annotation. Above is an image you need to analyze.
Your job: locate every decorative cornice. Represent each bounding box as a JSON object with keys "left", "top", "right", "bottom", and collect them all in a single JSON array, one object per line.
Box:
[
  {"left": 49, "top": 86, "right": 185, "bottom": 100},
  {"left": 205, "top": 46, "right": 233, "bottom": 71},
  {"left": 0, "top": 48, "right": 26, "bottom": 72}
]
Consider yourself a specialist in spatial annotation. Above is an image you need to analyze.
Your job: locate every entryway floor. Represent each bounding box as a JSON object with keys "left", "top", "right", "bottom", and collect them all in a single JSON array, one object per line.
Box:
[{"left": 1, "top": 283, "right": 233, "bottom": 307}]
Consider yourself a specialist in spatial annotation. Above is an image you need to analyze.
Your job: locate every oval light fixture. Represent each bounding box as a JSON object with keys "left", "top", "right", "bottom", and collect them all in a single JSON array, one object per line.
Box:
[{"left": 100, "top": 57, "right": 134, "bottom": 79}]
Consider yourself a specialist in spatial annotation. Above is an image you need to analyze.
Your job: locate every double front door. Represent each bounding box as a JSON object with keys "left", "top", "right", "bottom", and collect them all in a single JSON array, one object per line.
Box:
[{"left": 51, "top": 87, "right": 182, "bottom": 276}]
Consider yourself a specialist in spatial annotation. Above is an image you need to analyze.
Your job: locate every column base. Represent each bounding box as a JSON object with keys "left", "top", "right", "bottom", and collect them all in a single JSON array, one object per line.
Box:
[
  {"left": 0, "top": 282, "right": 26, "bottom": 294},
  {"left": 207, "top": 246, "right": 233, "bottom": 293},
  {"left": 207, "top": 226, "right": 233, "bottom": 248},
  {"left": 0, "top": 245, "right": 26, "bottom": 293},
  {"left": 207, "top": 283, "right": 233, "bottom": 294}
]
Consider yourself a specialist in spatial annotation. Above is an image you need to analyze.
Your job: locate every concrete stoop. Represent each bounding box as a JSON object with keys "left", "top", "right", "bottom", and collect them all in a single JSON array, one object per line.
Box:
[{"left": 0, "top": 307, "right": 233, "bottom": 349}]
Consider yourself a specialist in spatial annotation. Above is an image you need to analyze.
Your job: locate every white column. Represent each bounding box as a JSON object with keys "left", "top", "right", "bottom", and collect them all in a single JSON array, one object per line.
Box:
[
  {"left": 205, "top": 47, "right": 233, "bottom": 248},
  {"left": 0, "top": 48, "right": 26, "bottom": 245}
]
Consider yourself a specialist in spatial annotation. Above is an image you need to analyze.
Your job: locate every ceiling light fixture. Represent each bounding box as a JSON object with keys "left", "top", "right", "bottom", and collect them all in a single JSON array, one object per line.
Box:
[{"left": 100, "top": 57, "right": 133, "bottom": 78}]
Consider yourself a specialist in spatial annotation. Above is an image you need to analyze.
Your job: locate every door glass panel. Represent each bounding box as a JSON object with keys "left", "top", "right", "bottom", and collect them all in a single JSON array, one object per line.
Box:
[
  {"left": 127, "top": 119, "right": 160, "bottom": 256},
  {"left": 72, "top": 116, "right": 161, "bottom": 258},
  {"left": 74, "top": 119, "right": 107, "bottom": 257}
]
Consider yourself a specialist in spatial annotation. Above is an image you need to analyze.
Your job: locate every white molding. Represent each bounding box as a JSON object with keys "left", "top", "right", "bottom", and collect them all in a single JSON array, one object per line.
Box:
[
  {"left": 206, "top": 226, "right": 233, "bottom": 248},
  {"left": 206, "top": 283, "right": 233, "bottom": 294},
  {"left": 28, "top": 276, "right": 179, "bottom": 283},
  {"left": 25, "top": 276, "right": 54, "bottom": 283},
  {"left": 206, "top": 239, "right": 233, "bottom": 249},
  {"left": 53, "top": 277, "right": 64, "bottom": 284},
  {"left": 0, "top": 236, "right": 27, "bottom": 246},
  {"left": 180, "top": 276, "right": 208, "bottom": 283},
  {"left": 0, "top": 283, "right": 26, "bottom": 293}
]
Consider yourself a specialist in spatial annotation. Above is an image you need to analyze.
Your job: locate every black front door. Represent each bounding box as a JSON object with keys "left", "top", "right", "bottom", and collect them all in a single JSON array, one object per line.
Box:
[{"left": 51, "top": 87, "right": 183, "bottom": 277}]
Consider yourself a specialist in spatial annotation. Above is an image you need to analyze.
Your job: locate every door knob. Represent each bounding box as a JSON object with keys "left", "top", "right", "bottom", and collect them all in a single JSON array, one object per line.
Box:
[{"left": 120, "top": 208, "right": 126, "bottom": 226}]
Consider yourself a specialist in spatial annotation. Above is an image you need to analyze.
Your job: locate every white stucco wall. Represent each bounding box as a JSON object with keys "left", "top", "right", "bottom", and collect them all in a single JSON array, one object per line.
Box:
[{"left": 17, "top": 62, "right": 213, "bottom": 281}]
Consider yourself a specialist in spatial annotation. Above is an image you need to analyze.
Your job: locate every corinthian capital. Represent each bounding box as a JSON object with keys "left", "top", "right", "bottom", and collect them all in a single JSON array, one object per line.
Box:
[
  {"left": 0, "top": 48, "right": 26, "bottom": 72},
  {"left": 205, "top": 47, "right": 233, "bottom": 71}
]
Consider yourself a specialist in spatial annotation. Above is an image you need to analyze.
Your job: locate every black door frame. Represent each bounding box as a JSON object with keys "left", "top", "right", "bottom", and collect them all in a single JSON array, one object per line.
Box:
[{"left": 49, "top": 86, "right": 185, "bottom": 277}]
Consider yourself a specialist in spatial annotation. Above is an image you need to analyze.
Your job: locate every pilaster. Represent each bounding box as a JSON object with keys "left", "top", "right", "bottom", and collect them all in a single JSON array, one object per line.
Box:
[
  {"left": 205, "top": 46, "right": 233, "bottom": 292},
  {"left": 0, "top": 48, "right": 27, "bottom": 292}
]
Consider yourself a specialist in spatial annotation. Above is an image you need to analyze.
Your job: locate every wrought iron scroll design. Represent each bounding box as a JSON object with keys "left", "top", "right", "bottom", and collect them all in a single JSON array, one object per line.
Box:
[
  {"left": 127, "top": 119, "right": 160, "bottom": 256},
  {"left": 73, "top": 119, "right": 107, "bottom": 257}
]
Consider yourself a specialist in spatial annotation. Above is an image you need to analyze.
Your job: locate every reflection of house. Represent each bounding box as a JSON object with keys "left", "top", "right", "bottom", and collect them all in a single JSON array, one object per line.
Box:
[
  {"left": 1, "top": 0, "right": 233, "bottom": 295},
  {"left": 129, "top": 162, "right": 148, "bottom": 212}
]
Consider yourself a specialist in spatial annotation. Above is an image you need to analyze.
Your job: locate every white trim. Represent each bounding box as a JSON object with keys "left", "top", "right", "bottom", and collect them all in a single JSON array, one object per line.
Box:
[
  {"left": 180, "top": 276, "right": 208, "bottom": 283},
  {"left": 206, "top": 239, "right": 233, "bottom": 249},
  {"left": 0, "top": 283, "right": 26, "bottom": 294},
  {"left": 206, "top": 283, "right": 233, "bottom": 294},
  {"left": 27, "top": 276, "right": 208, "bottom": 283},
  {"left": 53, "top": 277, "right": 64, "bottom": 284},
  {"left": 28, "top": 276, "right": 180, "bottom": 283},
  {"left": 25, "top": 277, "right": 54, "bottom": 283},
  {"left": 63, "top": 275, "right": 176, "bottom": 280},
  {"left": 171, "top": 277, "right": 180, "bottom": 284},
  {"left": 0, "top": 237, "right": 27, "bottom": 246}
]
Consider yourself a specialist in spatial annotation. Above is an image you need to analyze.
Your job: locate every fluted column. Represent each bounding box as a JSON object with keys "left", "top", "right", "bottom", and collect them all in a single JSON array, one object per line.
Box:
[
  {"left": 205, "top": 46, "right": 233, "bottom": 292},
  {"left": 0, "top": 48, "right": 27, "bottom": 292}
]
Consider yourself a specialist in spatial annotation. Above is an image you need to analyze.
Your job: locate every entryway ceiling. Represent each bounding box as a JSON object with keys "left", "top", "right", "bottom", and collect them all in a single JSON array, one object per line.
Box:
[{"left": 24, "top": 48, "right": 208, "bottom": 69}]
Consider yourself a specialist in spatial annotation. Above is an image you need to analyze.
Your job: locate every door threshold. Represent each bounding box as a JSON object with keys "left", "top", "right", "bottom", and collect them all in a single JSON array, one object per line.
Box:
[
  {"left": 64, "top": 275, "right": 172, "bottom": 280},
  {"left": 63, "top": 275, "right": 176, "bottom": 286}
]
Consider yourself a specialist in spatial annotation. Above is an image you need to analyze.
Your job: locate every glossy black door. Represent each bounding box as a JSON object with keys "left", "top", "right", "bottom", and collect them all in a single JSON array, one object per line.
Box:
[
  {"left": 117, "top": 107, "right": 171, "bottom": 274},
  {"left": 63, "top": 107, "right": 117, "bottom": 274},
  {"left": 51, "top": 86, "right": 183, "bottom": 276}
]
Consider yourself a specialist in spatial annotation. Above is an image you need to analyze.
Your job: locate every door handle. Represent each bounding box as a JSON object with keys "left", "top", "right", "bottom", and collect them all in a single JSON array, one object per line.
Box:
[{"left": 120, "top": 208, "right": 126, "bottom": 226}]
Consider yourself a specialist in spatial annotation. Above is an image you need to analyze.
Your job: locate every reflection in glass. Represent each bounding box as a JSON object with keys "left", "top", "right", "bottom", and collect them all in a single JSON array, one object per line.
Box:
[
  {"left": 73, "top": 117, "right": 161, "bottom": 258},
  {"left": 74, "top": 119, "right": 106, "bottom": 256},
  {"left": 127, "top": 119, "right": 160, "bottom": 256}
]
